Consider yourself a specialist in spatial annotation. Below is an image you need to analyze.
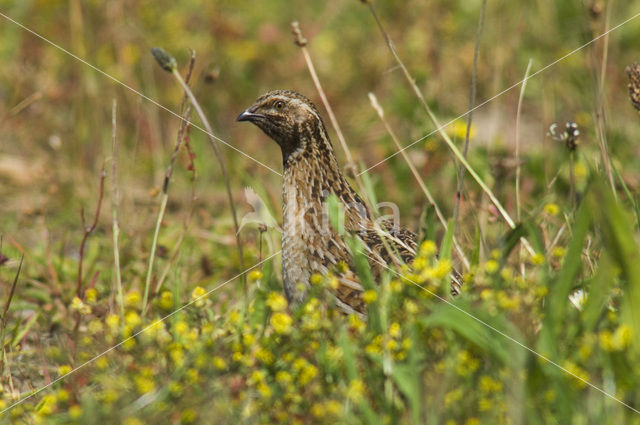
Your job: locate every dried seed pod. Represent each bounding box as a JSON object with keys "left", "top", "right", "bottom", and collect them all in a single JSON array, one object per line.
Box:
[
  {"left": 626, "top": 63, "right": 640, "bottom": 112},
  {"left": 151, "top": 47, "right": 177, "bottom": 73}
]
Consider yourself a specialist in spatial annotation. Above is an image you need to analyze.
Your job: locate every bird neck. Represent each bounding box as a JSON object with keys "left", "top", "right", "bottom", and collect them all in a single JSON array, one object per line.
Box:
[{"left": 282, "top": 120, "right": 370, "bottom": 221}]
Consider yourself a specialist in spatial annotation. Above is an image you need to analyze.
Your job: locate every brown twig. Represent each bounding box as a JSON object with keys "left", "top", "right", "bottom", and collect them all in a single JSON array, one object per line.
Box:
[
  {"left": 453, "top": 0, "right": 486, "bottom": 224},
  {"left": 0, "top": 255, "right": 24, "bottom": 373},
  {"left": 76, "top": 169, "right": 106, "bottom": 298},
  {"left": 368, "top": 93, "right": 469, "bottom": 270}
]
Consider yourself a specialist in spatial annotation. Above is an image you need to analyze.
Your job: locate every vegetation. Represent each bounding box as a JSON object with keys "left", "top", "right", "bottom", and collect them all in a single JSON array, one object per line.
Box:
[{"left": 1, "top": 0, "right": 640, "bottom": 423}]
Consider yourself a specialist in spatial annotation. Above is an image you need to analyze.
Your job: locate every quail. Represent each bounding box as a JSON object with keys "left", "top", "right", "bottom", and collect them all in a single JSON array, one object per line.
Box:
[{"left": 238, "top": 90, "right": 458, "bottom": 314}]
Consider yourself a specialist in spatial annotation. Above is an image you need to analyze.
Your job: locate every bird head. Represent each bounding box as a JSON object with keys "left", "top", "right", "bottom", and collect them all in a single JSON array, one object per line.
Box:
[{"left": 237, "top": 90, "right": 327, "bottom": 163}]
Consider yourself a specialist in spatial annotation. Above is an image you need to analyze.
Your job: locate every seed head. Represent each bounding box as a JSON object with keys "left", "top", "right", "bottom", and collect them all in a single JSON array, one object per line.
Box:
[
  {"left": 151, "top": 47, "right": 177, "bottom": 73},
  {"left": 626, "top": 63, "right": 640, "bottom": 112}
]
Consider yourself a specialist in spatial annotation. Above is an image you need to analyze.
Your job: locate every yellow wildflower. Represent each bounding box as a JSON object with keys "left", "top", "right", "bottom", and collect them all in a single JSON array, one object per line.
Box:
[
  {"left": 158, "top": 291, "right": 173, "bottom": 310},
  {"left": 256, "top": 347, "right": 275, "bottom": 365},
  {"left": 311, "top": 403, "right": 326, "bottom": 418},
  {"left": 310, "top": 273, "right": 323, "bottom": 285},
  {"left": 349, "top": 314, "right": 366, "bottom": 332},
  {"left": 58, "top": 364, "right": 72, "bottom": 376},
  {"left": 484, "top": 260, "right": 499, "bottom": 274},
  {"left": 191, "top": 286, "right": 207, "bottom": 306},
  {"left": 299, "top": 364, "right": 318, "bottom": 385},
  {"left": 362, "top": 290, "right": 378, "bottom": 304},
  {"left": 266, "top": 292, "right": 288, "bottom": 312},
  {"left": 212, "top": 356, "right": 227, "bottom": 370},
  {"left": 68, "top": 405, "right": 82, "bottom": 419},
  {"left": 257, "top": 383, "right": 272, "bottom": 398},
  {"left": 544, "top": 203, "right": 560, "bottom": 216},
  {"left": 347, "top": 379, "right": 365, "bottom": 401},
  {"left": 70, "top": 297, "right": 91, "bottom": 315},
  {"left": 419, "top": 240, "right": 437, "bottom": 257},
  {"left": 433, "top": 259, "right": 451, "bottom": 279},
  {"left": 85, "top": 288, "right": 98, "bottom": 303},
  {"left": 134, "top": 375, "right": 155, "bottom": 394},
  {"left": 125, "top": 290, "right": 141, "bottom": 308},
  {"left": 270, "top": 312, "right": 293, "bottom": 334},
  {"left": 248, "top": 270, "right": 263, "bottom": 281},
  {"left": 125, "top": 311, "right": 142, "bottom": 328},
  {"left": 530, "top": 253, "right": 545, "bottom": 265},
  {"left": 444, "top": 388, "right": 463, "bottom": 407},
  {"left": 276, "top": 371, "right": 292, "bottom": 384},
  {"left": 551, "top": 246, "right": 566, "bottom": 258},
  {"left": 389, "top": 322, "right": 401, "bottom": 338}
]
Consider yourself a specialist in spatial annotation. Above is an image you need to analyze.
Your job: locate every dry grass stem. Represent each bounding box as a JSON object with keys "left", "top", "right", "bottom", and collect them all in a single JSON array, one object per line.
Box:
[
  {"left": 594, "top": 0, "right": 616, "bottom": 197},
  {"left": 170, "top": 61, "right": 246, "bottom": 278},
  {"left": 76, "top": 169, "right": 106, "bottom": 298},
  {"left": 110, "top": 99, "right": 125, "bottom": 320},
  {"left": 453, "top": 0, "right": 486, "bottom": 224},
  {"left": 368, "top": 93, "right": 470, "bottom": 270},
  {"left": 0, "top": 255, "right": 23, "bottom": 373},
  {"left": 291, "top": 21, "right": 406, "bottom": 268},
  {"left": 363, "top": 2, "right": 536, "bottom": 256},
  {"left": 143, "top": 52, "right": 197, "bottom": 316}
]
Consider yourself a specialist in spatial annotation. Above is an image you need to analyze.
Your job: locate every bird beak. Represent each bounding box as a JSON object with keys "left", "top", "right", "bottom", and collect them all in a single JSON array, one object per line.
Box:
[{"left": 236, "top": 109, "right": 265, "bottom": 122}]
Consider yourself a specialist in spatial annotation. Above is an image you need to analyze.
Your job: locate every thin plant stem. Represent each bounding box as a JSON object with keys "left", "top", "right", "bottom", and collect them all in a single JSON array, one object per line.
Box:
[
  {"left": 515, "top": 59, "right": 533, "bottom": 278},
  {"left": 110, "top": 99, "right": 125, "bottom": 321},
  {"left": 0, "top": 255, "right": 23, "bottom": 374},
  {"left": 569, "top": 152, "right": 575, "bottom": 210},
  {"left": 515, "top": 59, "right": 533, "bottom": 223},
  {"left": 142, "top": 54, "right": 197, "bottom": 316},
  {"left": 363, "top": 1, "right": 536, "bottom": 256},
  {"left": 453, "top": 0, "right": 486, "bottom": 224},
  {"left": 368, "top": 93, "right": 469, "bottom": 270},
  {"left": 291, "top": 21, "right": 408, "bottom": 267},
  {"left": 76, "top": 169, "right": 106, "bottom": 297},
  {"left": 154, "top": 113, "right": 197, "bottom": 295},
  {"left": 594, "top": 0, "right": 617, "bottom": 197},
  {"left": 171, "top": 69, "right": 246, "bottom": 278}
]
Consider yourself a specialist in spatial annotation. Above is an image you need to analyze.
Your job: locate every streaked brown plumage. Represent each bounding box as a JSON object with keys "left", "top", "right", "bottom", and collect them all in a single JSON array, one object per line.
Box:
[{"left": 238, "top": 90, "right": 456, "bottom": 313}]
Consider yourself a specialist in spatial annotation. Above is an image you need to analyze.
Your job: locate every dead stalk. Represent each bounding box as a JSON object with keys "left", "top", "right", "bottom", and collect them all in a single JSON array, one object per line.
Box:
[
  {"left": 171, "top": 64, "right": 246, "bottom": 278},
  {"left": 291, "top": 21, "right": 406, "bottom": 267},
  {"left": 76, "top": 169, "right": 106, "bottom": 298},
  {"left": 453, "top": 0, "right": 487, "bottom": 224},
  {"left": 515, "top": 59, "right": 533, "bottom": 278},
  {"left": 363, "top": 1, "right": 536, "bottom": 256},
  {"left": 594, "top": 0, "right": 617, "bottom": 197},
  {"left": 111, "top": 99, "right": 125, "bottom": 320},
  {"left": 368, "top": 93, "right": 469, "bottom": 270},
  {"left": 142, "top": 52, "right": 196, "bottom": 315},
  {"left": 0, "top": 255, "right": 23, "bottom": 373}
]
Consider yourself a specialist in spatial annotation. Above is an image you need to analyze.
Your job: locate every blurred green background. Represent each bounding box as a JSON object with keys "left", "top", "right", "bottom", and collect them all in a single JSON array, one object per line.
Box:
[{"left": 1, "top": 0, "right": 640, "bottom": 423}]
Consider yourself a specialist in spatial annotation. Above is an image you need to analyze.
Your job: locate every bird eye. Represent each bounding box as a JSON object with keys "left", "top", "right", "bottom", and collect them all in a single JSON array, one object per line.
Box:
[{"left": 275, "top": 101, "right": 285, "bottom": 110}]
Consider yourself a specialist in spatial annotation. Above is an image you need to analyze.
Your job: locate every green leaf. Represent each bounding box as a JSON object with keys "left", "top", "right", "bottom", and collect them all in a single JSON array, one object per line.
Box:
[
  {"left": 581, "top": 254, "right": 616, "bottom": 331},
  {"left": 440, "top": 219, "right": 455, "bottom": 261},
  {"left": 10, "top": 313, "right": 38, "bottom": 347},
  {"left": 421, "top": 300, "right": 510, "bottom": 364},
  {"left": 588, "top": 179, "right": 640, "bottom": 355},
  {"left": 346, "top": 236, "right": 381, "bottom": 334}
]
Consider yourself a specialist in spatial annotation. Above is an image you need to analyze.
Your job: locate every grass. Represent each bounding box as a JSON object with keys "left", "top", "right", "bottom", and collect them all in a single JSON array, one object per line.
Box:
[{"left": 1, "top": 0, "right": 640, "bottom": 423}]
